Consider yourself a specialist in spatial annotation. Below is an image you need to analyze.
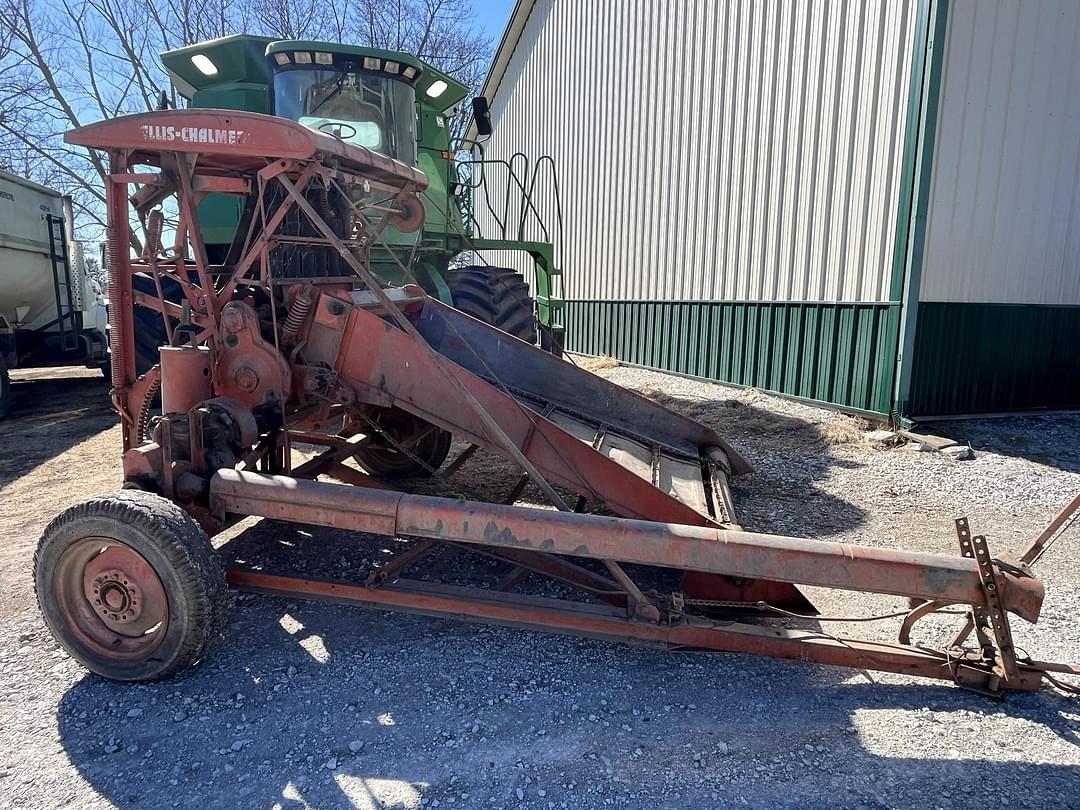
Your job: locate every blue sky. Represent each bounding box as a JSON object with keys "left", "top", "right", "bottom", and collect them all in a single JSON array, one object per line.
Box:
[{"left": 473, "top": 0, "right": 517, "bottom": 39}]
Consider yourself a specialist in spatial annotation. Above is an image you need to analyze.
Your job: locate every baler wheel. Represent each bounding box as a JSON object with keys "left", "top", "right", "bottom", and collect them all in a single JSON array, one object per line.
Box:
[
  {"left": 347, "top": 407, "right": 452, "bottom": 478},
  {"left": 0, "top": 358, "right": 10, "bottom": 420},
  {"left": 447, "top": 266, "right": 538, "bottom": 345},
  {"left": 34, "top": 490, "right": 229, "bottom": 681}
]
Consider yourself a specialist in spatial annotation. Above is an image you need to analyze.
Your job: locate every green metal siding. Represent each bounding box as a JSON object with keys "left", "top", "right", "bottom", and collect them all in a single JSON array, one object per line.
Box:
[
  {"left": 891, "top": 0, "right": 948, "bottom": 418},
  {"left": 566, "top": 300, "right": 900, "bottom": 415},
  {"left": 907, "top": 303, "right": 1080, "bottom": 416}
]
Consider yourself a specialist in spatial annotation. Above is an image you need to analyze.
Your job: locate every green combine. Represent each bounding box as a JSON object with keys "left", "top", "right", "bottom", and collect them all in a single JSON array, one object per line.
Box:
[{"left": 160, "top": 35, "right": 563, "bottom": 350}]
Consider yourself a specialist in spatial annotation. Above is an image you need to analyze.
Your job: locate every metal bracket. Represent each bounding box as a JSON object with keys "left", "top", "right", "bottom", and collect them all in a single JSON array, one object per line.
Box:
[
  {"left": 970, "top": 532, "right": 1020, "bottom": 684},
  {"left": 951, "top": 518, "right": 1020, "bottom": 689},
  {"left": 367, "top": 540, "right": 439, "bottom": 587},
  {"left": 951, "top": 518, "right": 982, "bottom": 652}
]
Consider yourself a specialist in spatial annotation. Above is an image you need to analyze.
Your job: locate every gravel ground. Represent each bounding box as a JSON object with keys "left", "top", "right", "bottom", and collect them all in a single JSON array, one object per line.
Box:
[{"left": 1, "top": 363, "right": 1078, "bottom": 810}]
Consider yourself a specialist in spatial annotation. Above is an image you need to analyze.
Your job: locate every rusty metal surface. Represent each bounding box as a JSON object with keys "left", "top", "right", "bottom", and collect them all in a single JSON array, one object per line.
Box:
[
  {"left": 1020, "top": 492, "right": 1080, "bottom": 567},
  {"left": 970, "top": 533, "right": 1020, "bottom": 684},
  {"left": 54, "top": 538, "right": 169, "bottom": 659},
  {"left": 469, "top": 547, "right": 628, "bottom": 608},
  {"left": 65, "top": 109, "right": 428, "bottom": 189},
  {"left": 225, "top": 569, "right": 1045, "bottom": 694},
  {"left": 209, "top": 470, "right": 1045, "bottom": 621},
  {"left": 305, "top": 296, "right": 726, "bottom": 526},
  {"left": 213, "top": 302, "right": 291, "bottom": 409},
  {"left": 159, "top": 347, "right": 212, "bottom": 414},
  {"left": 54, "top": 107, "right": 1077, "bottom": 697}
]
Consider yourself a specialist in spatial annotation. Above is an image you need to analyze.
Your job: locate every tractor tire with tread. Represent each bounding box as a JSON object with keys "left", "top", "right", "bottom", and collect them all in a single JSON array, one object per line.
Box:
[
  {"left": 34, "top": 489, "right": 229, "bottom": 681},
  {"left": 133, "top": 304, "right": 165, "bottom": 375},
  {"left": 447, "top": 266, "right": 537, "bottom": 345},
  {"left": 131, "top": 272, "right": 187, "bottom": 375}
]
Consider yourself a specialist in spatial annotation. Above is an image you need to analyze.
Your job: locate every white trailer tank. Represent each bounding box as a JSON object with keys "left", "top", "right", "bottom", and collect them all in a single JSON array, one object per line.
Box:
[{"left": 0, "top": 169, "right": 108, "bottom": 418}]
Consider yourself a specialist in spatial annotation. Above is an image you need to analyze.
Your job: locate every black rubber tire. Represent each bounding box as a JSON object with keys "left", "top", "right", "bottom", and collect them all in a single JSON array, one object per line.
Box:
[
  {"left": 447, "top": 266, "right": 538, "bottom": 345},
  {"left": 348, "top": 408, "right": 452, "bottom": 478},
  {"left": 34, "top": 490, "right": 229, "bottom": 681},
  {"left": 133, "top": 304, "right": 164, "bottom": 375},
  {"left": 131, "top": 272, "right": 186, "bottom": 375},
  {"left": 0, "top": 359, "right": 10, "bottom": 420},
  {"left": 353, "top": 427, "right": 452, "bottom": 478}
]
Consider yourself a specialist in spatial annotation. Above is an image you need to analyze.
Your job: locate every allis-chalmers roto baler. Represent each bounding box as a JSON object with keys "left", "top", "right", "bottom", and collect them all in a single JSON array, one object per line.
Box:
[{"left": 34, "top": 109, "right": 1078, "bottom": 697}]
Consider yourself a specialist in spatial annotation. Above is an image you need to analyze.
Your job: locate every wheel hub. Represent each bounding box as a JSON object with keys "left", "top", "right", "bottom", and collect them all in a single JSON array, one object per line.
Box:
[
  {"left": 55, "top": 539, "right": 170, "bottom": 657},
  {"left": 86, "top": 568, "right": 143, "bottom": 623}
]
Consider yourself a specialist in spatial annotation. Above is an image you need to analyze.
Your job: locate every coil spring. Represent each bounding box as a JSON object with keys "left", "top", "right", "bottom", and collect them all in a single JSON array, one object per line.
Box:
[
  {"left": 137, "top": 372, "right": 162, "bottom": 442},
  {"left": 144, "top": 209, "right": 164, "bottom": 258},
  {"left": 282, "top": 292, "right": 312, "bottom": 342},
  {"left": 105, "top": 223, "right": 125, "bottom": 389}
]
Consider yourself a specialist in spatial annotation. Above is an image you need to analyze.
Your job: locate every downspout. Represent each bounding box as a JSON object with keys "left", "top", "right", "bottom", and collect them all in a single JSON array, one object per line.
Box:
[{"left": 891, "top": 0, "right": 950, "bottom": 425}]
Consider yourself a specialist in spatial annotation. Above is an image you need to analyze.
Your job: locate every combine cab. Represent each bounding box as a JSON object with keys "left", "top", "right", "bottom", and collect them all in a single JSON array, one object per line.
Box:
[
  {"left": 32, "top": 108, "right": 1078, "bottom": 699},
  {"left": 158, "top": 35, "right": 565, "bottom": 353}
]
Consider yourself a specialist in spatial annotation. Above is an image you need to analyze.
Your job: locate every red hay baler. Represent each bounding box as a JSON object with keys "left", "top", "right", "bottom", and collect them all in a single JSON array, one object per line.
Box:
[{"left": 32, "top": 109, "right": 1079, "bottom": 698}]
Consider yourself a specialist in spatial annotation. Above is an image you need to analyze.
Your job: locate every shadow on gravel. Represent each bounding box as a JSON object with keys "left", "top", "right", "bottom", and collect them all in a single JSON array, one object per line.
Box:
[
  {"left": 922, "top": 412, "right": 1080, "bottom": 474},
  {"left": 49, "top": 373, "right": 1075, "bottom": 806},
  {"left": 638, "top": 390, "right": 869, "bottom": 539},
  {"left": 55, "top": 592, "right": 1079, "bottom": 810},
  {"left": 0, "top": 370, "right": 115, "bottom": 486},
  {"left": 401, "top": 390, "right": 869, "bottom": 541}
]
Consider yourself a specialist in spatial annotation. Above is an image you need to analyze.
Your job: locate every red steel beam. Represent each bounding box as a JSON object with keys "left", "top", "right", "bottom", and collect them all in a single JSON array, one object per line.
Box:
[
  {"left": 64, "top": 110, "right": 428, "bottom": 189},
  {"left": 309, "top": 299, "right": 721, "bottom": 526},
  {"left": 225, "top": 569, "right": 1045, "bottom": 693},
  {"left": 1020, "top": 491, "right": 1080, "bottom": 566},
  {"left": 209, "top": 470, "right": 1044, "bottom": 621}
]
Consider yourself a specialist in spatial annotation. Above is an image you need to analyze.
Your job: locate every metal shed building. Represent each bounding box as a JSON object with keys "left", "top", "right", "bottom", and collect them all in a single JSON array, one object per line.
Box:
[{"left": 469, "top": 0, "right": 1080, "bottom": 420}]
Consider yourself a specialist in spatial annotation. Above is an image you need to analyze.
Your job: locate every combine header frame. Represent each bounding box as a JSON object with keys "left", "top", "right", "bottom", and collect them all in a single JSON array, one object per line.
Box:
[{"left": 35, "top": 108, "right": 1079, "bottom": 697}]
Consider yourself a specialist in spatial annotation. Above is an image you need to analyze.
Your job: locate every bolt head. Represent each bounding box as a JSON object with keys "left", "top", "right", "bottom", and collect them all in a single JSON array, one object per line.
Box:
[{"left": 235, "top": 367, "right": 259, "bottom": 393}]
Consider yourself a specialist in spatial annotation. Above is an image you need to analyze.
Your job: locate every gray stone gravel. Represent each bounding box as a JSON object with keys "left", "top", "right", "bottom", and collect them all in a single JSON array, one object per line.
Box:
[{"left": 1, "top": 364, "right": 1078, "bottom": 809}]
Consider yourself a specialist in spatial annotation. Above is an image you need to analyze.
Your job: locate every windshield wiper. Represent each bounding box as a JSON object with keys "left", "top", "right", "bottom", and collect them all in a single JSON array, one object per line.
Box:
[{"left": 309, "top": 74, "right": 347, "bottom": 116}]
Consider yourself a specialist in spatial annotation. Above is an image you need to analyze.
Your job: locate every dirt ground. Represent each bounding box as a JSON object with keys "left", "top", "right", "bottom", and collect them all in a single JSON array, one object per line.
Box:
[{"left": 0, "top": 364, "right": 1078, "bottom": 809}]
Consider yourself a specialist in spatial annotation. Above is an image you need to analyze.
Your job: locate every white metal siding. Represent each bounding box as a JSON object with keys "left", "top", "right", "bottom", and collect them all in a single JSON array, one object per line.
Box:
[
  {"left": 920, "top": 0, "right": 1080, "bottom": 305},
  {"left": 476, "top": 0, "right": 918, "bottom": 304}
]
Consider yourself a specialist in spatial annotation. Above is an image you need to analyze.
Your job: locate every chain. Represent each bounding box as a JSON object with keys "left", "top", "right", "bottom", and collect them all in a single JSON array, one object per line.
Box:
[{"left": 683, "top": 597, "right": 775, "bottom": 610}]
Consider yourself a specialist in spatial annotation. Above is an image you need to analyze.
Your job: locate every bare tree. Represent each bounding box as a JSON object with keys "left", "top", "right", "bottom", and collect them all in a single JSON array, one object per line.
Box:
[
  {"left": 247, "top": 0, "right": 342, "bottom": 40},
  {"left": 348, "top": 0, "right": 490, "bottom": 139},
  {"left": 0, "top": 0, "right": 228, "bottom": 236},
  {"left": 83, "top": 254, "right": 106, "bottom": 288},
  {"left": 0, "top": 0, "right": 491, "bottom": 237},
  {"left": 0, "top": 0, "right": 107, "bottom": 234},
  {"left": 145, "top": 0, "right": 237, "bottom": 53}
]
